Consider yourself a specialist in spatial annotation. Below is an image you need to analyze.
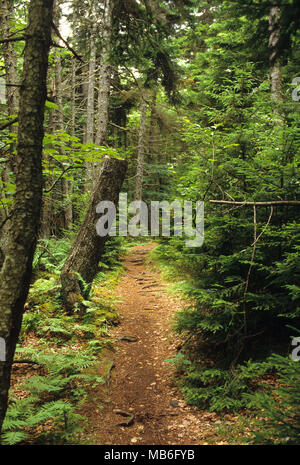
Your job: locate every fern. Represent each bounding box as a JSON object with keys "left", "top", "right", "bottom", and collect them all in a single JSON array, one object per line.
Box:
[
  {"left": 1, "top": 431, "right": 28, "bottom": 445},
  {"left": 2, "top": 347, "right": 103, "bottom": 444}
]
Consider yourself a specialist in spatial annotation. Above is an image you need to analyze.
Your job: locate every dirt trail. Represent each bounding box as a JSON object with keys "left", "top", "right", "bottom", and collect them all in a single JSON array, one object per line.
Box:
[{"left": 84, "top": 243, "right": 221, "bottom": 445}]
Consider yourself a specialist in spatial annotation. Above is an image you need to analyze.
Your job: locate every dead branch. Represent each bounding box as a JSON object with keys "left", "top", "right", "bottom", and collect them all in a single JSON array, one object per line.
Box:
[
  {"left": 0, "top": 117, "right": 18, "bottom": 131},
  {"left": 210, "top": 200, "right": 300, "bottom": 206},
  {"left": 51, "top": 22, "right": 84, "bottom": 63},
  {"left": 0, "top": 36, "right": 27, "bottom": 44}
]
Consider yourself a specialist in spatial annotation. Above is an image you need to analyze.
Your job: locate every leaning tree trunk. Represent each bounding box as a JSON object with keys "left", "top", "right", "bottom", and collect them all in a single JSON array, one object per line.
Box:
[
  {"left": 61, "top": 156, "right": 127, "bottom": 314},
  {"left": 0, "top": 0, "right": 53, "bottom": 435}
]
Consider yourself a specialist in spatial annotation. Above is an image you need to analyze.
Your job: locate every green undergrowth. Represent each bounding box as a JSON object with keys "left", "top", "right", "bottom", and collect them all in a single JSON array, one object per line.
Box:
[
  {"left": 2, "top": 236, "right": 126, "bottom": 445},
  {"left": 152, "top": 242, "right": 300, "bottom": 445}
]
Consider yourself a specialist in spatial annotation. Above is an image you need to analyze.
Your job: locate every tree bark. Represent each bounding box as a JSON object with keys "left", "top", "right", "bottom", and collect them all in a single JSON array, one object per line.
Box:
[
  {"left": 0, "top": 0, "right": 19, "bottom": 120},
  {"left": 70, "top": 58, "right": 77, "bottom": 140},
  {"left": 84, "top": 24, "right": 97, "bottom": 188},
  {"left": 40, "top": 75, "right": 56, "bottom": 239},
  {"left": 65, "top": 57, "right": 77, "bottom": 228},
  {"left": 268, "top": 4, "right": 282, "bottom": 103},
  {"left": 0, "top": 0, "right": 53, "bottom": 435},
  {"left": 0, "top": 0, "right": 19, "bottom": 259},
  {"left": 94, "top": 0, "right": 114, "bottom": 184},
  {"left": 60, "top": 156, "right": 127, "bottom": 314},
  {"left": 86, "top": 27, "right": 96, "bottom": 146},
  {"left": 135, "top": 95, "right": 148, "bottom": 201},
  {"left": 54, "top": 49, "right": 73, "bottom": 230}
]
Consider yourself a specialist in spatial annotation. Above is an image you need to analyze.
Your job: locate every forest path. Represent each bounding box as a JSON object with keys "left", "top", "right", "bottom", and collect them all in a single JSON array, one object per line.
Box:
[{"left": 84, "top": 243, "right": 223, "bottom": 445}]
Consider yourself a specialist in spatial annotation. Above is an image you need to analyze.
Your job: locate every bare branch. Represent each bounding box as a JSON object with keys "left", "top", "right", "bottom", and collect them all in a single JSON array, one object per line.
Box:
[
  {"left": 210, "top": 200, "right": 300, "bottom": 206},
  {"left": 0, "top": 117, "right": 18, "bottom": 131},
  {"left": 44, "top": 166, "right": 81, "bottom": 194},
  {"left": 0, "top": 36, "right": 27, "bottom": 44},
  {"left": 51, "top": 22, "right": 84, "bottom": 63}
]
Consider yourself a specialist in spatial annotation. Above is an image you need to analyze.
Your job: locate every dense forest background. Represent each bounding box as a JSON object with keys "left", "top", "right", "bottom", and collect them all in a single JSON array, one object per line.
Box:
[{"left": 0, "top": 0, "right": 299, "bottom": 445}]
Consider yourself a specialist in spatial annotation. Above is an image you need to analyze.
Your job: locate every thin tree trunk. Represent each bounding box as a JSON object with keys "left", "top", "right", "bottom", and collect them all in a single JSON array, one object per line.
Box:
[
  {"left": 71, "top": 59, "right": 77, "bottom": 139},
  {"left": 0, "top": 0, "right": 53, "bottom": 434},
  {"left": 135, "top": 96, "right": 148, "bottom": 201},
  {"left": 40, "top": 0, "right": 62, "bottom": 238},
  {"left": 61, "top": 156, "right": 127, "bottom": 314},
  {"left": 0, "top": 0, "right": 19, "bottom": 258},
  {"left": 85, "top": 21, "right": 97, "bottom": 188},
  {"left": 54, "top": 50, "right": 72, "bottom": 230},
  {"left": 86, "top": 28, "right": 96, "bottom": 146},
  {"left": 0, "top": 0, "right": 19, "bottom": 120},
  {"left": 149, "top": 90, "right": 157, "bottom": 163},
  {"left": 94, "top": 0, "right": 114, "bottom": 185},
  {"left": 40, "top": 77, "right": 56, "bottom": 239},
  {"left": 268, "top": 4, "right": 282, "bottom": 103},
  {"left": 65, "top": 58, "right": 77, "bottom": 227}
]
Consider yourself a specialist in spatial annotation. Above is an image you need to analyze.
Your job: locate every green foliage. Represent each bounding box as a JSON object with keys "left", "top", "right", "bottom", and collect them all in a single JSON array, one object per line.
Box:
[
  {"left": 153, "top": 1, "right": 300, "bottom": 443},
  {"left": 33, "top": 237, "right": 72, "bottom": 275},
  {"left": 2, "top": 347, "right": 103, "bottom": 445},
  {"left": 167, "top": 351, "right": 275, "bottom": 412},
  {"left": 243, "top": 353, "right": 300, "bottom": 444}
]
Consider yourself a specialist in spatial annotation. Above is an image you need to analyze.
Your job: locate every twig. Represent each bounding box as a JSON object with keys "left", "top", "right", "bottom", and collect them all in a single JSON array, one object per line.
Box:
[
  {"left": 242, "top": 205, "right": 257, "bottom": 337},
  {"left": 106, "top": 361, "right": 115, "bottom": 394},
  {"left": 251, "top": 206, "right": 274, "bottom": 247}
]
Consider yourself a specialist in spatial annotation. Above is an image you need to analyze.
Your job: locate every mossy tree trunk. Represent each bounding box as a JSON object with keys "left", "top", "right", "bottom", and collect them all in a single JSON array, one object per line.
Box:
[
  {"left": 60, "top": 156, "right": 127, "bottom": 314},
  {"left": 0, "top": 0, "right": 54, "bottom": 435}
]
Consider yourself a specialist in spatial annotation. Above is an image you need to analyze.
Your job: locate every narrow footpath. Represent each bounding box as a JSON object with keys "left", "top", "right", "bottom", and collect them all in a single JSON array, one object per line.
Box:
[{"left": 84, "top": 243, "right": 226, "bottom": 445}]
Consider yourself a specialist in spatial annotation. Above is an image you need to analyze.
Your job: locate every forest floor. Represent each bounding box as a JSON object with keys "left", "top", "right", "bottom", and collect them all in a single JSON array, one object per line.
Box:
[{"left": 83, "top": 243, "right": 235, "bottom": 445}]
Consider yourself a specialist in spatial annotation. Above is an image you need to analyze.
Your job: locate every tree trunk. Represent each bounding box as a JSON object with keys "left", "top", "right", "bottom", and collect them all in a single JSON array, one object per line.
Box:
[
  {"left": 149, "top": 90, "right": 157, "bottom": 163},
  {"left": 39, "top": 76, "right": 56, "bottom": 239},
  {"left": 86, "top": 28, "right": 96, "bottom": 146},
  {"left": 94, "top": 0, "right": 114, "bottom": 185},
  {"left": 0, "top": 0, "right": 19, "bottom": 120},
  {"left": 60, "top": 156, "right": 127, "bottom": 314},
  {"left": 85, "top": 22, "right": 97, "bottom": 187},
  {"left": 0, "top": 0, "right": 19, "bottom": 259},
  {"left": 268, "top": 4, "right": 282, "bottom": 103},
  {"left": 135, "top": 96, "right": 148, "bottom": 201},
  {"left": 0, "top": 0, "right": 53, "bottom": 435},
  {"left": 70, "top": 58, "right": 77, "bottom": 140},
  {"left": 54, "top": 49, "right": 73, "bottom": 230},
  {"left": 64, "top": 58, "right": 77, "bottom": 228}
]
